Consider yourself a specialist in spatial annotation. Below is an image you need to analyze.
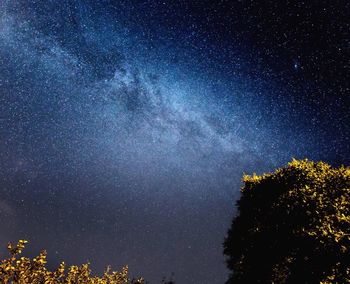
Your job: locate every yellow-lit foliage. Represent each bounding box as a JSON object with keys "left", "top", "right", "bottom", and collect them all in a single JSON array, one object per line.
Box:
[
  {"left": 224, "top": 159, "right": 350, "bottom": 283},
  {"left": 0, "top": 240, "right": 144, "bottom": 284}
]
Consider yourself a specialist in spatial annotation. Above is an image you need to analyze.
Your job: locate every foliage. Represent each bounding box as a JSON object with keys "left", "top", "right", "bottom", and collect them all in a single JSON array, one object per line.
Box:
[
  {"left": 224, "top": 159, "right": 350, "bottom": 283},
  {"left": 0, "top": 240, "right": 144, "bottom": 284}
]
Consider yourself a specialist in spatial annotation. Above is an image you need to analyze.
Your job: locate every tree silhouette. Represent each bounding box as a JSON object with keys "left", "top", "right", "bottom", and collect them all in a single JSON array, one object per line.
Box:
[
  {"left": 224, "top": 159, "right": 350, "bottom": 283},
  {"left": 0, "top": 240, "right": 144, "bottom": 283}
]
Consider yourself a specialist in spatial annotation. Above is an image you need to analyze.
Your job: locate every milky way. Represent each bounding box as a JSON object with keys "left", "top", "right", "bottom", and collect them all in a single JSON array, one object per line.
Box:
[{"left": 0, "top": 1, "right": 348, "bottom": 283}]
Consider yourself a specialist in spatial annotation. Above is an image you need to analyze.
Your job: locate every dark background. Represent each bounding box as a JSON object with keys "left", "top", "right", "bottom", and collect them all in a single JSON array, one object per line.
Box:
[{"left": 0, "top": 1, "right": 348, "bottom": 283}]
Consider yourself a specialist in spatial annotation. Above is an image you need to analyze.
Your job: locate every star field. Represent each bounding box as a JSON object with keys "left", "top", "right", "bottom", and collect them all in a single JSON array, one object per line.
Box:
[{"left": 0, "top": 1, "right": 349, "bottom": 283}]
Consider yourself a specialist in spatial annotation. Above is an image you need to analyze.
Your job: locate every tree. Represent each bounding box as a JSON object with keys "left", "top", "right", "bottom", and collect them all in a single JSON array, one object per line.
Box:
[
  {"left": 223, "top": 159, "right": 350, "bottom": 283},
  {"left": 0, "top": 240, "right": 144, "bottom": 283}
]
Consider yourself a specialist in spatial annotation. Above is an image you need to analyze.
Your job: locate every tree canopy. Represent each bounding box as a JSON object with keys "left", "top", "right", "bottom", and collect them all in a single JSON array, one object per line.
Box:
[
  {"left": 0, "top": 240, "right": 143, "bottom": 284},
  {"left": 224, "top": 159, "right": 350, "bottom": 283}
]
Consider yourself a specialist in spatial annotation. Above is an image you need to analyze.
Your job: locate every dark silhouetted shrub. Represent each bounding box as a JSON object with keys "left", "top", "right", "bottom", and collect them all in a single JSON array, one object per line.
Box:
[{"left": 224, "top": 159, "right": 350, "bottom": 283}]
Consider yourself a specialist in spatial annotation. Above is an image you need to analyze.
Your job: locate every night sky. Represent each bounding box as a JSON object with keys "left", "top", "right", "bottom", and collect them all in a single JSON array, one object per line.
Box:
[{"left": 0, "top": 1, "right": 349, "bottom": 283}]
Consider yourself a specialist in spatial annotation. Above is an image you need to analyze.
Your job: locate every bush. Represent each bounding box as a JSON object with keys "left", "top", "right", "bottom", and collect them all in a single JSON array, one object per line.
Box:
[
  {"left": 224, "top": 159, "right": 350, "bottom": 283},
  {"left": 0, "top": 240, "right": 143, "bottom": 284}
]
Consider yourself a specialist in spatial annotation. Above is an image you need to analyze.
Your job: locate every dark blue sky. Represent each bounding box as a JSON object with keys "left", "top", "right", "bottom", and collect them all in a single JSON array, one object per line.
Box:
[{"left": 0, "top": 1, "right": 348, "bottom": 283}]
